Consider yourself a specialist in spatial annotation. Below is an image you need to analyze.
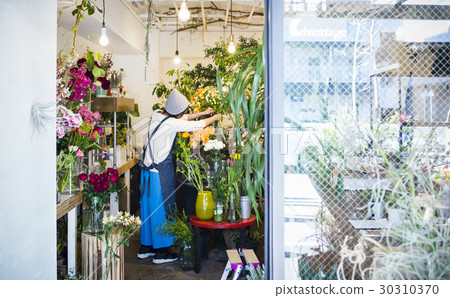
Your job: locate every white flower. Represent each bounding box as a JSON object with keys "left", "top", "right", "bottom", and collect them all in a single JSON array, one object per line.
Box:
[{"left": 204, "top": 140, "right": 225, "bottom": 151}]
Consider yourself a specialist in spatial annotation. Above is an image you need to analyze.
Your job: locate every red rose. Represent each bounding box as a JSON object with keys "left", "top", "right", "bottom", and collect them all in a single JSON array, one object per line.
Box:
[
  {"left": 109, "top": 175, "right": 118, "bottom": 184},
  {"left": 102, "top": 181, "right": 110, "bottom": 191},
  {"left": 79, "top": 173, "right": 88, "bottom": 181},
  {"left": 89, "top": 173, "right": 96, "bottom": 179},
  {"left": 88, "top": 179, "right": 95, "bottom": 185},
  {"left": 112, "top": 169, "right": 119, "bottom": 177},
  {"left": 107, "top": 168, "right": 113, "bottom": 174},
  {"left": 95, "top": 182, "right": 102, "bottom": 189},
  {"left": 100, "top": 173, "right": 108, "bottom": 182}
]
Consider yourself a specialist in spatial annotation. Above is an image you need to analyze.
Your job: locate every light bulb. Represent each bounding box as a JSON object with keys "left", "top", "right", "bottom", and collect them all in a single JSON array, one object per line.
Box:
[
  {"left": 178, "top": 1, "right": 191, "bottom": 22},
  {"left": 99, "top": 26, "right": 109, "bottom": 46},
  {"left": 228, "top": 33, "right": 236, "bottom": 53},
  {"left": 173, "top": 50, "right": 181, "bottom": 64},
  {"left": 228, "top": 41, "right": 236, "bottom": 53}
]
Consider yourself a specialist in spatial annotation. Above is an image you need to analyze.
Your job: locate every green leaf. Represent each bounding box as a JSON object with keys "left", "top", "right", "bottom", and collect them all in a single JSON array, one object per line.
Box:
[
  {"left": 72, "top": 9, "right": 78, "bottom": 16},
  {"left": 88, "top": 6, "right": 95, "bottom": 15},
  {"left": 92, "top": 66, "right": 105, "bottom": 79}
]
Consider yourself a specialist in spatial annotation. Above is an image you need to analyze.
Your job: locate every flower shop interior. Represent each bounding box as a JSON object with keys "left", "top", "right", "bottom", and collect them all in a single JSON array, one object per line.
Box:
[{"left": 1, "top": 0, "right": 450, "bottom": 286}]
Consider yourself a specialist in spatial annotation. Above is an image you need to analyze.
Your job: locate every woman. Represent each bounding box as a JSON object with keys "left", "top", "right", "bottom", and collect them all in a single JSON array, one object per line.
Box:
[{"left": 138, "top": 89, "right": 221, "bottom": 264}]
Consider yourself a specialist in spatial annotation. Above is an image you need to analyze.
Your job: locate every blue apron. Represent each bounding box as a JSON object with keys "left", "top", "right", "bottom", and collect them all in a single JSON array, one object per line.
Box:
[{"left": 139, "top": 116, "right": 177, "bottom": 249}]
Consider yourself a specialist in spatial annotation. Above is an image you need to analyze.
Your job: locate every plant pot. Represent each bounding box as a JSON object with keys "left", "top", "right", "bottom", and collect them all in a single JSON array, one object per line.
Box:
[
  {"left": 195, "top": 191, "right": 214, "bottom": 220},
  {"left": 95, "top": 86, "right": 107, "bottom": 97},
  {"left": 240, "top": 196, "right": 251, "bottom": 219}
]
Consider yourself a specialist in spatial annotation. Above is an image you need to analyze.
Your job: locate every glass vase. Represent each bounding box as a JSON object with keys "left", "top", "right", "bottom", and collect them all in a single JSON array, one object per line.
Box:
[
  {"left": 180, "top": 237, "right": 195, "bottom": 271},
  {"left": 82, "top": 196, "right": 109, "bottom": 235},
  {"left": 214, "top": 201, "right": 224, "bottom": 222},
  {"left": 227, "top": 192, "right": 240, "bottom": 222},
  {"left": 58, "top": 158, "right": 81, "bottom": 197}
]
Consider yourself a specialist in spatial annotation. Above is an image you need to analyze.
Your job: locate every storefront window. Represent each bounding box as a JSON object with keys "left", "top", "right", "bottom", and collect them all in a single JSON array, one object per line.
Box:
[{"left": 267, "top": 0, "right": 450, "bottom": 279}]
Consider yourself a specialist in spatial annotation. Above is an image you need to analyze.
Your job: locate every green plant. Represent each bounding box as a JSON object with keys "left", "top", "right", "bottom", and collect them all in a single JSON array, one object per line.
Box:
[
  {"left": 71, "top": 1, "right": 102, "bottom": 55},
  {"left": 246, "top": 264, "right": 265, "bottom": 280},
  {"left": 97, "top": 211, "right": 141, "bottom": 279},
  {"left": 217, "top": 37, "right": 265, "bottom": 223},
  {"left": 158, "top": 209, "right": 192, "bottom": 248},
  {"left": 109, "top": 68, "right": 125, "bottom": 88}
]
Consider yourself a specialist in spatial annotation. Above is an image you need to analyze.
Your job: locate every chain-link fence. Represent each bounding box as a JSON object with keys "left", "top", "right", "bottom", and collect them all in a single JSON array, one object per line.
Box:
[{"left": 282, "top": 0, "right": 450, "bottom": 280}]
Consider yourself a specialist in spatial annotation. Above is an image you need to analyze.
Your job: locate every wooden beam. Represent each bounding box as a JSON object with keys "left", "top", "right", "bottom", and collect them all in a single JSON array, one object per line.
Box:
[
  {"left": 200, "top": 0, "right": 207, "bottom": 31},
  {"left": 152, "top": 7, "right": 165, "bottom": 31},
  {"left": 247, "top": 0, "right": 259, "bottom": 24},
  {"left": 223, "top": 0, "right": 231, "bottom": 28}
]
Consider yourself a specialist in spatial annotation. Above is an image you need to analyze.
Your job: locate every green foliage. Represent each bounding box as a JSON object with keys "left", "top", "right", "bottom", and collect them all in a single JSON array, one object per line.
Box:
[
  {"left": 158, "top": 209, "right": 192, "bottom": 248},
  {"left": 205, "top": 36, "right": 260, "bottom": 83},
  {"left": 217, "top": 37, "right": 265, "bottom": 223},
  {"left": 246, "top": 264, "right": 265, "bottom": 280},
  {"left": 151, "top": 36, "right": 261, "bottom": 111}
]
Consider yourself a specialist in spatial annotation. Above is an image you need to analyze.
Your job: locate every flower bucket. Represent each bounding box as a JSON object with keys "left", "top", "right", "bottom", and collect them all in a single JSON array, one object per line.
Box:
[
  {"left": 195, "top": 191, "right": 214, "bottom": 220},
  {"left": 240, "top": 196, "right": 251, "bottom": 219}
]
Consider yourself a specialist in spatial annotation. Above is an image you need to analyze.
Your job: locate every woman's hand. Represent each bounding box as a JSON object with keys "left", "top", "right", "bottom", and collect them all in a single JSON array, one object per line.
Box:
[
  {"left": 203, "top": 107, "right": 215, "bottom": 116},
  {"left": 214, "top": 114, "right": 222, "bottom": 122}
]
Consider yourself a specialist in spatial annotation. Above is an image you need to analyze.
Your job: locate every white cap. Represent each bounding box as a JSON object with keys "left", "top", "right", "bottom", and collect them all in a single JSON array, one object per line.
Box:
[{"left": 165, "top": 89, "right": 189, "bottom": 115}]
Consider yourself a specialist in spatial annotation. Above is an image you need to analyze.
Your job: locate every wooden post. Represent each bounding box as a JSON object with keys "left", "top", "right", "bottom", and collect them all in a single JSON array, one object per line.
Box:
[{"left": 82, "top": 233, "right": 124, "bottom": 280}]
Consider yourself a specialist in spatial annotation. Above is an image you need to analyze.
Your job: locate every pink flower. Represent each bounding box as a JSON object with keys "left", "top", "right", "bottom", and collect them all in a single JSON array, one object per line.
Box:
[
  {"left": 92, "top": 111, "right": 101, "bottom": 121},
  {"left": 103, "top": 146, "right": 109, "bottom": 152},
  {"left": 400, "top": 114, "right": 408, "bottom": 122},
  {"left": 92, "top": 84, "right": 97, "bottom": 91},
  {"left": 76, "top": 149, "right": 84, "bottom": 158}
]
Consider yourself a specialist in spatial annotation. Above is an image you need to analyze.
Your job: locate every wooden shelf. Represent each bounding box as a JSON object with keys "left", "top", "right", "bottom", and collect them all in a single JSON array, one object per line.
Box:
[
  {"left": 56, "top": 158, "right": 140, "bottom": 220},
  {"left": 91, "top": 97, "right": 134, "bottom": 112}
]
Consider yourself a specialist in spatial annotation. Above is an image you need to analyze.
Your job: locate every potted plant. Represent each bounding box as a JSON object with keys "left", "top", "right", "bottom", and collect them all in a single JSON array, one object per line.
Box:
[
  {"left": 158, "top": 209, "right": 195, "bottom": 271},
  {"left": 109, "top": 68, "right": 125, "bottom": 97}
]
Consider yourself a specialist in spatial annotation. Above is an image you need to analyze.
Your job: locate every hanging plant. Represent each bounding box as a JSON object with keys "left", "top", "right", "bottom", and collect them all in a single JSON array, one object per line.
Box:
[
  {"left": 71, "top": 0, "right": 102, "bottom": 55},
  {"left": 144, "top": 0, "right": 153, "bottom": 80}
]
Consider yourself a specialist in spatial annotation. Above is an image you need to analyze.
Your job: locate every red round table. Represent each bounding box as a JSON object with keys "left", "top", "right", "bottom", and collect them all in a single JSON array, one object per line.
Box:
[{"left": 189, "top": 214, "right": 256, "bottom": 273}]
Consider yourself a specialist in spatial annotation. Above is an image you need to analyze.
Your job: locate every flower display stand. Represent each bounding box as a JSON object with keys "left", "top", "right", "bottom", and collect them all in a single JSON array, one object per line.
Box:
[{"left": 81, "top": 233, "right": 124, "bottom": 280}]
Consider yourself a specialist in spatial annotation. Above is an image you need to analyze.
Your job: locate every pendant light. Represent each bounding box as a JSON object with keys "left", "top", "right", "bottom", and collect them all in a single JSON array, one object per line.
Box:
[
  {"left": 178, "top": 0, "right": 191, "bottom": 22},
  {"left": 99, "top": 0, "right": 109, "bottom": 46},
  {"left": 173, "top": 17, "right": 181, "bottom": 65},
  {"left": 228, "top": 0, "right": 236, "bottom": 54}
]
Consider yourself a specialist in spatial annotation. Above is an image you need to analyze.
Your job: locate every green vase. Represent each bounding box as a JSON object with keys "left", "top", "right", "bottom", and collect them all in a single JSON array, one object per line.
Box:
[
  {"left": 195, "top": 191, "right": 214, "bottom": 220},
  {"left": 180, "top": 237, "right": 195, "bottom": 271}
]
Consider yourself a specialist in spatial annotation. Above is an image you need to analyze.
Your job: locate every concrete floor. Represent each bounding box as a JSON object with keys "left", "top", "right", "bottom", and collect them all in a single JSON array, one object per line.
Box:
[{"left": 124, "top": 230, "right": 230, "bottom": 280}]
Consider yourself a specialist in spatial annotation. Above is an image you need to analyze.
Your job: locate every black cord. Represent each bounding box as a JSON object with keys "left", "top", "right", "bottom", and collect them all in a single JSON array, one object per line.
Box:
[
  {"left": 176, "top": 16, "right": 178, "bottom": 51},
  {"left": 231, "top": 0, "right": 233, "bottom": 34},
  {"left": 102, "top": 0, "right": 106, "bottom": 27}
]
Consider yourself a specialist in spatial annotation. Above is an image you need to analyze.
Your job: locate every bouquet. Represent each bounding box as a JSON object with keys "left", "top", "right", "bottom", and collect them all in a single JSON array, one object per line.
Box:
[{"left": 79, "top": 168, "right": 123, "bottom": 211}]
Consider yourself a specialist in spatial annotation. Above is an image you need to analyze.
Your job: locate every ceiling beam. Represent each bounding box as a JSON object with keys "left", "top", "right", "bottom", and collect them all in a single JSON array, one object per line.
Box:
[
  {"left": 151, "top": 8, "right": 165, "bottom": 31},
  {"left": 246, "top": 0, "right": 259, "bottom": 25},
  {"left": 223, "top": 0, "right": 231, "bottom": 29},
  {"left": 200, "top": 0, "right": 207, "bottom": 31}
]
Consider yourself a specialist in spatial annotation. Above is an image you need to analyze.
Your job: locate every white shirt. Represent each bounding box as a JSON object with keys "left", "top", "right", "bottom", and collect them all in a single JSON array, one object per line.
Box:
[{"left": 143, "top": 111, "right": 206, "bottom": 167}]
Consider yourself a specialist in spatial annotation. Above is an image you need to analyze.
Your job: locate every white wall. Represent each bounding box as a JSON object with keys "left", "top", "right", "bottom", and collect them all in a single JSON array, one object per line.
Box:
[{"left": 0, "top": 0, "right": 57, "bottom": 279}]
